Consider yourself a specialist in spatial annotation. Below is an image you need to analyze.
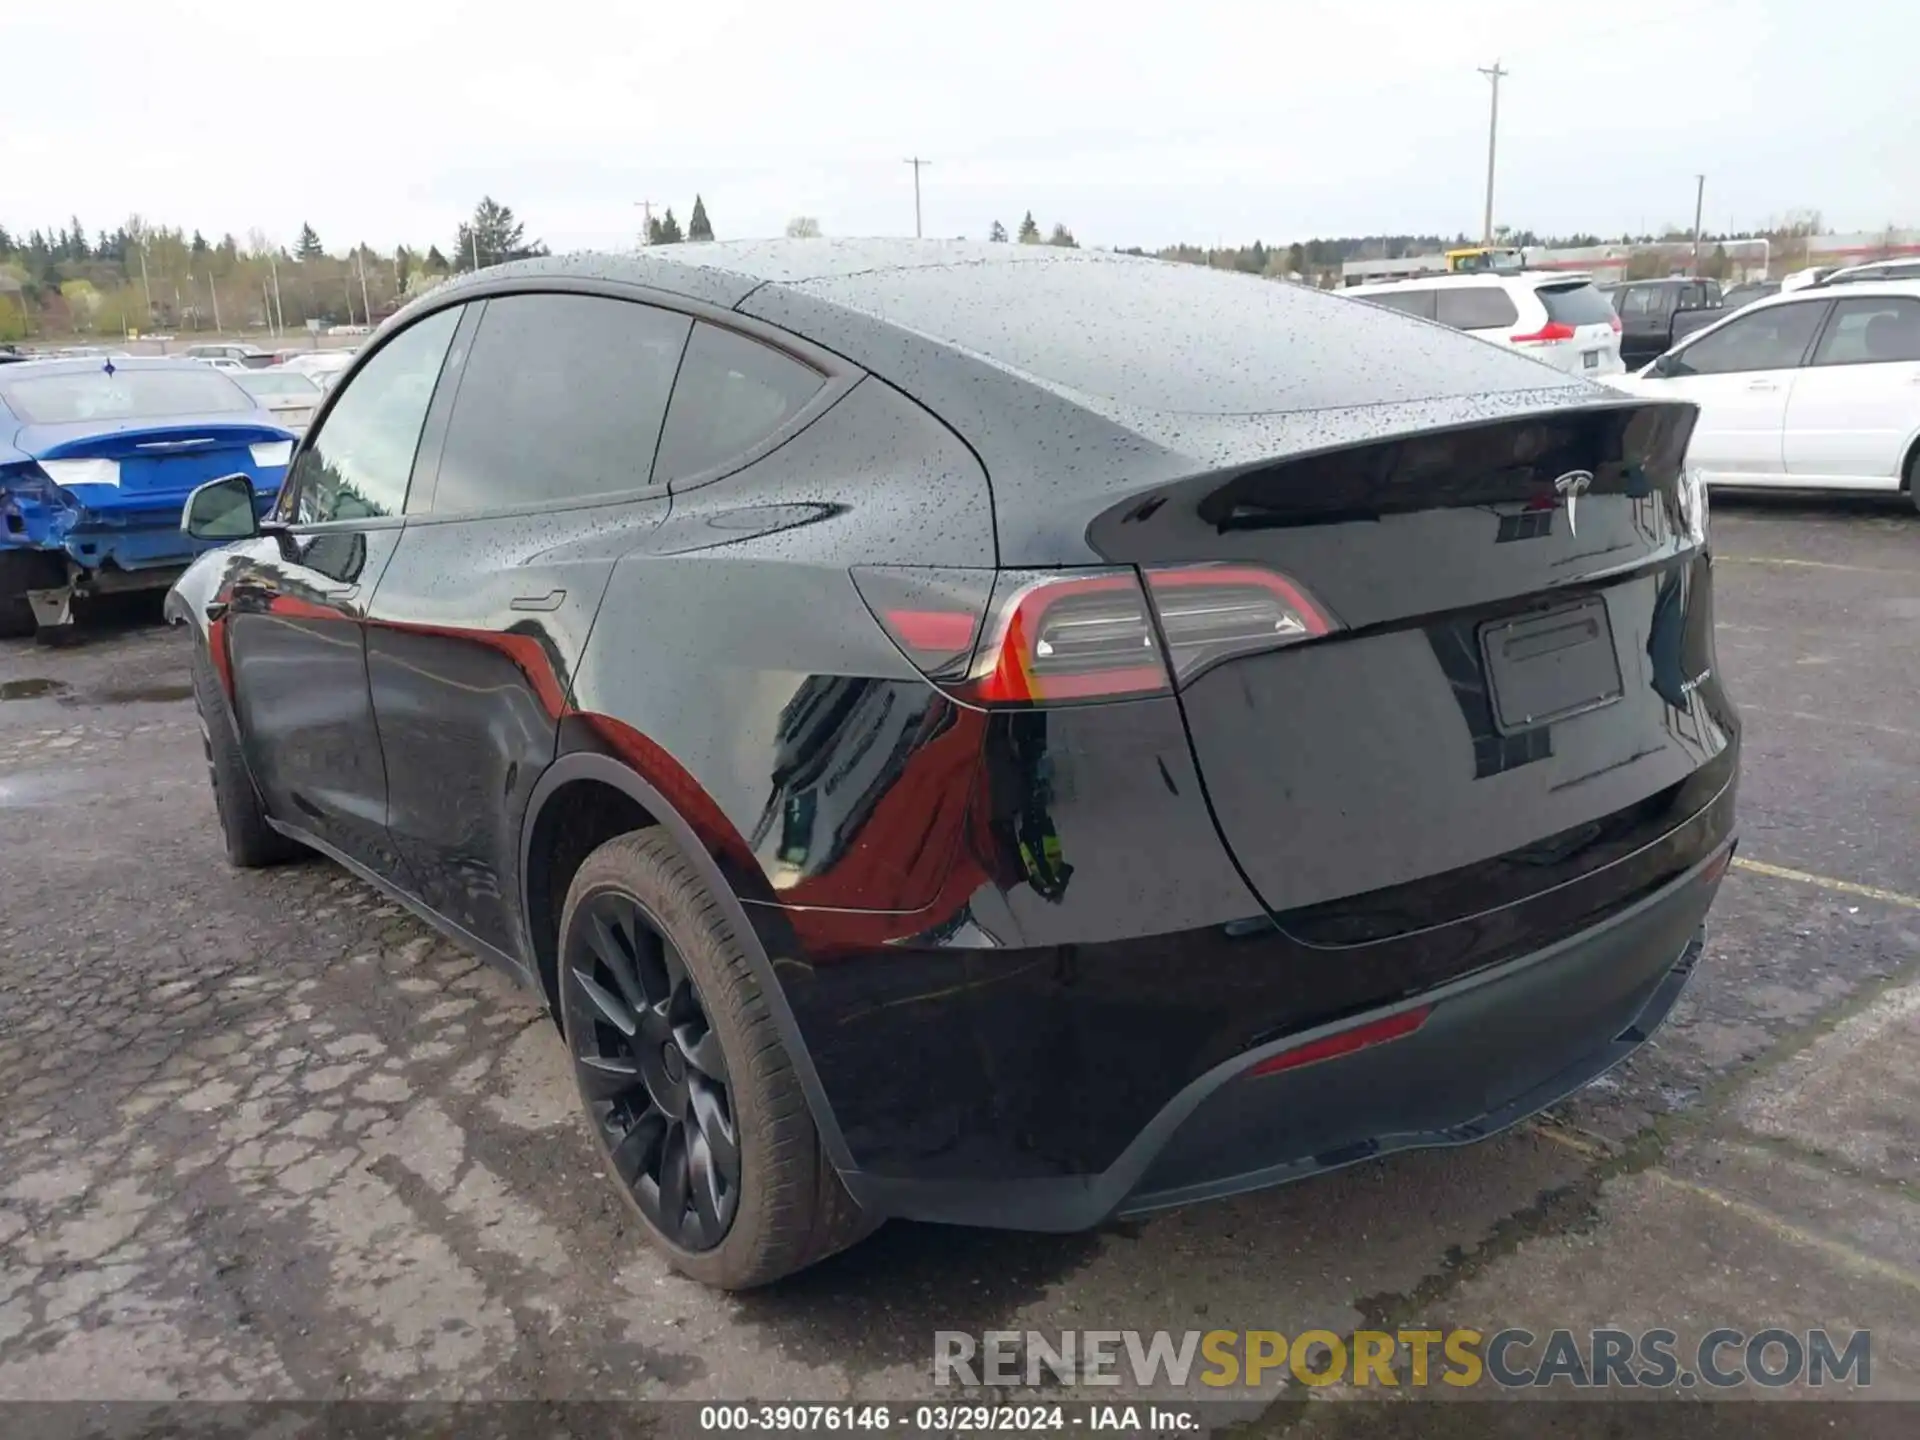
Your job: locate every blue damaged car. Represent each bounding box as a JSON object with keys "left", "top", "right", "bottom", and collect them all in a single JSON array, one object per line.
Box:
[{"left": 0, "top": 357, "right": 293, "bottom": 642}]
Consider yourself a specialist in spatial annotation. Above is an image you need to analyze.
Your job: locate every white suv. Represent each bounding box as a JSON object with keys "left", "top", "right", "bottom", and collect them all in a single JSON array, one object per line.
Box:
[{"left": 1343, "top": 273, "right": 1624, "bottom": 378}]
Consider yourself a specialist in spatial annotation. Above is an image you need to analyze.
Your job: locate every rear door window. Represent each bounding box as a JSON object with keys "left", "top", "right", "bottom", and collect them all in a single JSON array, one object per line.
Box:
[
  {"left": 428, "top": 293, "right": 690, "bottom": 513},
  {"left": 1433, "top": 286, "right": 1520, "bottom": 331},
  {"left": 1535, "top": 283, "right": 1616, "bottom": 327},
  {"left": 652, "top": 323, "right": 826, "bottom": 487},
  {"left": 1668, "top": 301, "right": 1828, "bottom": 377},
  {"left": 1810, "top": 297, "right": 1920, "bottom": 366}
]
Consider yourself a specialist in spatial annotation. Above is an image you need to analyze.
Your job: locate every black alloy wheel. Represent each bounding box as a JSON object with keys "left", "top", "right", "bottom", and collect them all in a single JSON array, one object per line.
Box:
[{"left": 562, "top": 891, "right": 742, "bottom": 1252}]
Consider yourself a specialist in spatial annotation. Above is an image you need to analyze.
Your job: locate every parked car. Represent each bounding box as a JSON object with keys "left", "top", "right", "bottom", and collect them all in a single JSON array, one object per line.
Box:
[
  {"left": 183, "top": 343, "right": 277, "bottom": 370},
  {"left": 1779, "top": 266, "right": 1838, "bottom": 293},
  {"left": 1815, "top": 259, "right": 1920, "bottom": 288},
  {"left": 192, "top": 356, "right": 249, "bottom": 372},
  {"left": 231, "top": 368, "right": 324, "bottom": 436},
  {"left": 1344, "top": 272, "right": 1624, "bottom": 377},
  {"left": 280, "top": 349, "right": 355, "bottom": 389},
  {"left": 0, "top": 358, "right": 292, "bottom": 641},
  {"left": 168, "top": 242, "right": 1735, "bottom": 1289},
  {"left": 1610, "top": 279, "right": 1920, "bottom": 506},
  {"left": 1601, "top": 278, "right": 1727, "bottom": 367}
]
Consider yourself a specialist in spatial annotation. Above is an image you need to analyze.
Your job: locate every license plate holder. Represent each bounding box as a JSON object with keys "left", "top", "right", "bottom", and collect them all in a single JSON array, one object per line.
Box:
[
  {"left": 1582, "top": 349, "right": 1600, "bottom": 369},
  {"left": 1479, "top": 597, "right": 1623, "bottom": 734}
]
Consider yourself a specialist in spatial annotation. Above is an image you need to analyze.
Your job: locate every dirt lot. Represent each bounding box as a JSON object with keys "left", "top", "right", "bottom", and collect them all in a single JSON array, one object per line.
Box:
[{"left": 1, "top": 498, "right": 1917, "bottom": 1422}]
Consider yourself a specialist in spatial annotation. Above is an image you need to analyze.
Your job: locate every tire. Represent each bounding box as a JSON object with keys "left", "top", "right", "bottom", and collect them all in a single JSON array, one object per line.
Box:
[
  {"left": 189, "top": 647, "right": 305, "bottom": 868},
  {"left": 1907, "top": 447, "right": 1920, "bottom": 515},
  {"left": 0, "top": 597, "right": 33, "bottom": 640},
  {"left": 558, "top": 829, "right": 875, "bottom": 1289}
]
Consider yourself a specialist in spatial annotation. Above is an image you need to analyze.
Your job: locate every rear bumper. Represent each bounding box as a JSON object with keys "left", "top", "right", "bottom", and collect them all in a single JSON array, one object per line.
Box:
[
  {"left": 1, "top": 489, "right": 275, "bottom": 584},
  {"left": 843, "top": 840, "right": 1728, "bottom": 1231}
]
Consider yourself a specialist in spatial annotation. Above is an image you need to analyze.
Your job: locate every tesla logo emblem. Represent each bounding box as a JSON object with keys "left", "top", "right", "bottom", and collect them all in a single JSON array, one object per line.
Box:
[{"left": 1554, "top": 470, "right": 1594, "bottom": 535}]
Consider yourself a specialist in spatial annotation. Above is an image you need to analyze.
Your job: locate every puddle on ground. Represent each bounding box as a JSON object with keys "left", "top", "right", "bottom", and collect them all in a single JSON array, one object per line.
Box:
[
  {"left": 84, "top": 682, "right": 194, "bottom": 705},
  {"left": 0, "top": 678, "right": 69, "bottom": 701}
]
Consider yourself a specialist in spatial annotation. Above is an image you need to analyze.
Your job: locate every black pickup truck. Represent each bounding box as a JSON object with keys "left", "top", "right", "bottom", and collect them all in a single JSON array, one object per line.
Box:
[{"left": 1602, "top": 278, "right": 1727, "bottom": 368}]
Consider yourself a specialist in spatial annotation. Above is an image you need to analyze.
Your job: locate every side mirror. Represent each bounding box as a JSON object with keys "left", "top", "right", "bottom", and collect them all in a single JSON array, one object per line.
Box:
[{"left": 182, "top": 473, "right": 262, "bottom": 543}]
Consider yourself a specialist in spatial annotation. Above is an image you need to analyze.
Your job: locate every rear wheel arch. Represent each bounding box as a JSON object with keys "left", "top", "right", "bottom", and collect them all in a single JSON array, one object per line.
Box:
[{"left": 517, "top": 750, "right": 857, "bottom": 1175}]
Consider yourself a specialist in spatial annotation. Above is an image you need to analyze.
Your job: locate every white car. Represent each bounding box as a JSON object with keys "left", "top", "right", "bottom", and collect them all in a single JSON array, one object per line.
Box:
[
  {"left": 1343, "top": 272, "right": 1624, "bottom": 378},
  {"left": 1610, "top": 279, "right": 1920, "bottom": 506},
  {"left": 230, "top": 367, "right": 324, "bottom": 436},
  {"left": 280, "top": 349, "right": 356, "bottom": 389}
]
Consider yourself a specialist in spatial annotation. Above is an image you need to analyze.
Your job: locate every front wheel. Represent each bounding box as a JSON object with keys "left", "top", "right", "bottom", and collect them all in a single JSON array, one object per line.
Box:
[
  {"left": 189, "top": 648, "right": 306, "bottom": 867},
  {"left": 1907, "top": 448, "right": 1920, "bottom": 515},
  {"left": 558, "top": 830, "right": 874, "bottom": 1289}
]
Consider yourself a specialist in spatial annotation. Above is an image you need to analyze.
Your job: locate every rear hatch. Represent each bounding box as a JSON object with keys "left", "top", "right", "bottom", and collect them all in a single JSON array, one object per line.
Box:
[
  {"left": 1525, "top": 280, "right": 1623, "bottom": 376},
  {"left": 1096, "top": 400, "right": 1733, "bottom": 938}
]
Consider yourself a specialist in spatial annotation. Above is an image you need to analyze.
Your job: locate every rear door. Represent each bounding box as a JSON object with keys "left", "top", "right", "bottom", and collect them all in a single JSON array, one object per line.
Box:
[
  {"left": 1782, "top": 295, "right": 1920, "bottom": 485},
  {"left": 1533, "top": 280, "right": 1623, "bottom": 375},
  {"left": 1650, "top": 299, "right": 1829, "bottom": 482},
  {"left": 365, "top": 290, "right": 692, "bottom": 958},
  {"left": 223, "top": 305, "right": 462, "bottom": 881}
]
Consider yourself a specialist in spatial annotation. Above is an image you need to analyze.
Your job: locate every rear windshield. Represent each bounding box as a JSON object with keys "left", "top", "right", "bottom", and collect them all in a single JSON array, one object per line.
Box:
[
  {"left": 235, "top": 370, "right": 322, "bottom": 396},
  {"left": 1536, "top": 283, "right": 1617, "bottom": 326},
  {"left": 0, "top": 367, "right": 253, "bottom": 424},
  {"left": 794, "top": 257, "right": 1567, "bottom": 414}
]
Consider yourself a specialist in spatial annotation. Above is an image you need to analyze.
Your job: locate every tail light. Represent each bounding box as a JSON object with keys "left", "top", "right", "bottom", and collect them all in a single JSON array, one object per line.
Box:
[
  {"left": 1609, "top": 313, "right": 1623, "bottom": 333},
  {"left": 1243, "top": 1005, "right": 1431, "bottom": 1079},
  {"left": 1510, "top": 321, "right": 1577, "bottom": 345},
  {"left": 853, "top": 563, "right": 1339, "bottom": 707}
]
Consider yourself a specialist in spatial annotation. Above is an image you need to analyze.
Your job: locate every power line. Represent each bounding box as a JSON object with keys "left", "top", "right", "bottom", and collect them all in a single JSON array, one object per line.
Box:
[
  {"left": 903, "top": 157, "right": 931, "bottom": 239},
  {"left": 1477, "top": 61, "right": 1508, "bottom": 246}
]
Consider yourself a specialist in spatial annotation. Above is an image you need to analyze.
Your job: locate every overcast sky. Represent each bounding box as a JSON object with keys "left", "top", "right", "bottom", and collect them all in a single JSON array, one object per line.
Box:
[{"left": 8, "top": 0, "right": 1908, "bottom": 255}]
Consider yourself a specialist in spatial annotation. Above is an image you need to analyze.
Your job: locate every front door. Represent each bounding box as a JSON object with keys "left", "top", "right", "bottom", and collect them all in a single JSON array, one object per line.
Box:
[
  {"left": 1655, "top": 298, "right": 1829, "bottom": 484},
  {"left": 224, "top": 304, "right": 462, "bottom": 883}
]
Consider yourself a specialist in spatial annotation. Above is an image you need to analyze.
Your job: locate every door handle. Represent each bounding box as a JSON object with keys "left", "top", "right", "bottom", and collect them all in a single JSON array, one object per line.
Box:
[
  {"left": 205, "top": 600, "right": 228, "bottom": 621},
  {"left": 1746, "top": 379, "right": 1779, "bottom": 391},
  {"left": 510, "top": 590, "right": 566, "bottom": 612}
]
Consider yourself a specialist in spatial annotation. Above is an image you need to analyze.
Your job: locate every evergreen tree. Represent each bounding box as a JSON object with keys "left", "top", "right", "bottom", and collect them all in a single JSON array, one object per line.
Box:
[
  {"left": 190, "top": 230, "right": 209, "bottom": 256},
  {"left": 688, "top": 195, "right": 713, "bottom": 242},
  {"left": 1016, "top": 211, "right": 1041, "bottom": 244},
  {"left": 68, "top": 217, "right": 88, "bottom": 260},
  {"left": 988, "top": 219, "right": 1008, "bottom": 242},
  {"left": 425, "top": 245, "right": 450, "bottom": 273},
  {"left": 1046, "top": 223, "right": 1078, "bottom": 248},
  {"left": 296, "top": 223, "right": 324, "bottom": 260},
  {"left": 455, "top": 196, "right": 545, "bottom": 270},
  {"left": 657, "top": 208, "right": 684, "bottom": 244}
]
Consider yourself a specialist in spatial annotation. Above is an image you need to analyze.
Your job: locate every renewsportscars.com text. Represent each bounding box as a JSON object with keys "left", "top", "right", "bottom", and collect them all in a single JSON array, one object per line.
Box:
[{"left": 934, "top": 1327, "right": 1871, "bottom": 1390}]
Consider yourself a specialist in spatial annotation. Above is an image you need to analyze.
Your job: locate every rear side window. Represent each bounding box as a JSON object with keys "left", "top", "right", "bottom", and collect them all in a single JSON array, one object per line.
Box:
[
  {"left": 652, "top": 324, "right": 825, "bottom": 487},
  {"left": 1811, "top": 297, "right": 1920, "bottom": 365},
  {"left": 1536, "top": 283, "right": 1616, "bottom": 327},
  {"left": 430, "top": 293, "right": 690, "bottom": 513},
  {"left": 1434, "top": 287, "right": 1520, "bottom": 331},
  {"left": 0, "top": 366, "right": 252, "bottom": 423},
  {"left": 1359, "top": 289, "right": 1436, "bottom": 320}
]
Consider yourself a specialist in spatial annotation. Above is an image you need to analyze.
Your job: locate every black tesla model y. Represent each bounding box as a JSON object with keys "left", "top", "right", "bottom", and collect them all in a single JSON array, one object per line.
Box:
[{"left": 169, "top": 241, "right": 1737, "bottom": 1288}]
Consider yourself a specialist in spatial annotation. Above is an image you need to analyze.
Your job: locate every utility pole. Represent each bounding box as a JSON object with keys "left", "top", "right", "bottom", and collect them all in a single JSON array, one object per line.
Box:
[
  {"left": 634, "top": 199, "right": 659, "bottom": 245},
  {"left": 137, "top": 245, "right": 154, "bottom": 332},
  {"left": 1691, "top": 174, "right": 1706, "bottom": 274},
  {"left": 904, "top": 157, "right": 931, "bottom": 239},
  {"left": 470, "top": 226, "right": 481, "bottom": 272},
  {"left": 206, "top": 273, "right": 222, "bottom": 333},
  {"left": 1478, "top": 62, "right": 1508, "bottom": 246},
  {"left": 267, "top": 251, "right": 285, "bottom": 335},
  {"left": 357, "top": 249, "right": 372, "bottom": 324}
]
